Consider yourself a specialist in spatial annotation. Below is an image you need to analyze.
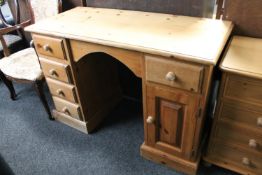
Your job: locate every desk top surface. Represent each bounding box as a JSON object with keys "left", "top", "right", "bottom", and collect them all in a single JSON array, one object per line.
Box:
[
  {"left": 221, "top": 36, "right": 262, "bottom": 79},
  {"left": 26, "top": 7, "right": 233, "bottom": 65}
]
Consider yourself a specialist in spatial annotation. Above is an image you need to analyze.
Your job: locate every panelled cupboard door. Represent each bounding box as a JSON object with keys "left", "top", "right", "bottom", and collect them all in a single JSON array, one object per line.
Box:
[{"left": 145, "top": 85, "right": 199, "bottom": 160}]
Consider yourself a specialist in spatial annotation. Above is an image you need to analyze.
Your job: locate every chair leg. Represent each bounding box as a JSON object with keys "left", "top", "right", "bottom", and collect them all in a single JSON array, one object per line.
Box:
[
  {"left": 34, "top": 80, "right": 54, "bottom": 120},
  {"left": 0, "top": 70, "right": 17, "bottom": 100}
]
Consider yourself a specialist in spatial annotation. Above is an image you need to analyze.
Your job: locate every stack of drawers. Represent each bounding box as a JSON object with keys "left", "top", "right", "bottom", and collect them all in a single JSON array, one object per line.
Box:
[
  {"left": 33, "top": 34, "right": 83, "bottom": 122},
  {"left": 205, "top": 36, "right": 262, "bottom": 175}
]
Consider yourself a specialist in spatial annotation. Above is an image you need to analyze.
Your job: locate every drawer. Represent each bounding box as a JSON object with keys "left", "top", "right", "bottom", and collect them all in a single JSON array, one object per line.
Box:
[
  {"left": 215, "top": 120, "right": 262, "bottom": 154},
  {"left": 33, "top": 34, "right": 66, "bottom": 60},
  {"left": 210, "top": 142, "right": 262, "bottom": 175},
  {"left": 46, "top": 78, "right": 78, "bottom": 103},
  {"left": 39, "top": 57, "right": 72, "bottom": 83},
  {"left": 220, "top": 100, "right": 262, "bottom": 130},
  {"left": 224, "top": 74, "right": 262, "bottom": 104},
  {"left": 53, "top": 96, "right": 81, "bottom": 120},
  {"left": 145, "top": 56, "right": 204, "bottom": 92}
]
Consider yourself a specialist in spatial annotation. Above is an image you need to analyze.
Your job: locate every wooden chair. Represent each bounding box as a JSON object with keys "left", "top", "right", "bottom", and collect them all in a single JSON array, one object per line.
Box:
[
  {"left": 0, "top": 0, "right": 62, "bottom": 119},
  {"left": 0, "top": 1, "right": 26, "bottom": 58}
]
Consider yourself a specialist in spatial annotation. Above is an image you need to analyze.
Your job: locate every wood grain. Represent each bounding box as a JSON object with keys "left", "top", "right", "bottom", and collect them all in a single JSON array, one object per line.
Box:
[
  {"left": 220, "top": 36, "right": 262, "bottom": 80},
  {"left": 39, "top": 57, "right": 72, "bottom": 83},
  {"left": 53, "top": 110, "right": 88, "bottom": 133},
  {"left": 70, "top": 40, "right": 143, "bottom": 77},
  {"left": 222, "top": 0, "right": 262, "bottom": 38},
  {"left": 145, "top": 56, "right": 204, "bottom": 93},
  {"left": 25, "top": 7, "right": 233, "bottom": 65},
  {"left": 53, "top": 96, "right": 82, "bottom": 120},
  {"left": 46, "top": 77, "right": 78, "bottom": 103},
  {"left": 33, "top": 34, "right": 66, "bottom": 60}
]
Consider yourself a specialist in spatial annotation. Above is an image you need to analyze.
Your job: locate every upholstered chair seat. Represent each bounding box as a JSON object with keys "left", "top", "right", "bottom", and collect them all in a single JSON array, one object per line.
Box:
[
  {"left": 0, "top": 48, "right": 43, "bottom": 81},
  {"left": 0, "top": 35, "right": 22, "bottom": 51}
]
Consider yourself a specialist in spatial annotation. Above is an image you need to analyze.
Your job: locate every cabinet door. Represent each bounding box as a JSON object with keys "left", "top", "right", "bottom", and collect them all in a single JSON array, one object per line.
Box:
[{"left": 145, "top": 85, "right": 199, "bottom": 159}]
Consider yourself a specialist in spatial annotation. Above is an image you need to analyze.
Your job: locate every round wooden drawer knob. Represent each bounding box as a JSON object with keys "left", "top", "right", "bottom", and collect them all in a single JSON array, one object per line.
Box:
[
  {"left": 56, "top": 89, "right": 64, "bottom": 97},
  {"left": 43, "top": 44, "right": 51, "bottom": 52},
  {"left": 165, "top": 72, "right": 176, "bottom": 81},
  {"left": 242, "top": 157, "right": 251, "bottom": 166},
  {"left": 62, "top": 107, "right": 70, "bottom": 116},
  {"left": 249, "top": 139, "right": 258, "bottom": 148},
  {"left": 49, "top": 69, "right": 57, "bottom": 77},
  {"left": 257, "top": 117, "right": 262, "bottom": 127},
  {"left": 146, "top": 116, "right": 155, "bottom": 124}
]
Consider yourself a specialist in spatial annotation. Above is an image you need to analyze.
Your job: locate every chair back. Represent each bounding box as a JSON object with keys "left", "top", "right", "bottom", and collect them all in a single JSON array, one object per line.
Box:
[{"left": 29, "top": 0, "right": 61, "bottom": 23}]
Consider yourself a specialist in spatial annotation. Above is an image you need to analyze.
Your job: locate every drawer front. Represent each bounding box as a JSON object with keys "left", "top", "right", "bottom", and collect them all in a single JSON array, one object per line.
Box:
[
  {"left": 215, "top": 120, "right": 262, "bottom": 154},
  {"left": 210, "top": 142, "right": 262, "bottom": 175},
  {"left": 39, "top": 57, "right": 72, "bottom": 83},
  {"left": 145, "top": 56, "right": 204, "bottom": 92},
  {"left": 53, "top": 96, "right": 81, "bottom": 120},
  {"left": 220, "top": 100, "right": 262, "bottom": 130},
  {"left": 33, "top": 34, "right": 66, "bottom": 60},
  {"left": 224, "top": 75, "right": 262, "bottom": 104},
  {"left": 46, "top": 78, "right": 78, "bottom": 103}
]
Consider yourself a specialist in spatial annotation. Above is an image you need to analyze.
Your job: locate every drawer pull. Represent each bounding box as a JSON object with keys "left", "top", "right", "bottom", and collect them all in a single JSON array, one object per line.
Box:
[
  {"left": 249, "top": 139, "right": 258, "bottom": 148},
  {"left": 257, "top": 117, "right": 262, "bottom": 127},
  {"left": 49, "top": 69, "right": 58, "bottom": 77},
  {"left": 242, "top": 157, "right": 251, "bottom": 166},
  {"left": 62, "top": 107, "right": 70, "bottom": 115},
  {"left": 146, "top": 116, "right": 155, "bottom": 124},
  {"left": 56, "top": 89, "right": 65, "bottom": 97},
  {"left": 165, "top": 72, "right": 176, "bottom": 81},
  {"left": 43, "top": 44, "right": 51, "bottom": 52}
]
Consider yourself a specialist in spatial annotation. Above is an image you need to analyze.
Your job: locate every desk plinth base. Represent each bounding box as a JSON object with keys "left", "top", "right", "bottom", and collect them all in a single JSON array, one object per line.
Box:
[
  {"left": 53, "top": 110, "right": 89, "bottom": 134},
  {"left": 140, "top": 143, "right": 199, "bottom": 175}
]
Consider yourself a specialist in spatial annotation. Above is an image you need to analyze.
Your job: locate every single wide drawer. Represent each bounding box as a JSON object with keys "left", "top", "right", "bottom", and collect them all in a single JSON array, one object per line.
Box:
[
  {"left": 33, "top": 34, "right": 66, "bottom": 60},
  {"left": 210, "top": 142, "right": 262, "bottom": 175},
  {"left": 220, "top": 100, "right": 262, "bottom": 130},
  {"left": 215, "top": 120, "right": 262, "bottom": 154},
  {"left": 46, "top": 78, "right": 78, "bottom": 103},
  {"left": 53, "top": 96, "right": 81, "bottom": 120},
  {"left": 39, "top": 57, "right": 72, "bottom": 83},
  {"left": 224, "top": 75, "right": 262, "bottom": 104},
  {"left": 145, "top": 56, "right": 204, "bottom": 92}
]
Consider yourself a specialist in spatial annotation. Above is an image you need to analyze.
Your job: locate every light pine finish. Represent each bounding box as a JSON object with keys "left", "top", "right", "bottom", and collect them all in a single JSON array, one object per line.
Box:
[
  {"left": 39, "top": 57, "right": 72, "bottom": 83},
  {"left": 219, "top": 100, "right": 262, "bottom": 129},
  {"left": 207, "top": 142, "right": 262, "bottom": 175},
  {"left": 70, "top": 40, "right": 143, "bottom": 77},
  {"left": 141, "top": 143, "right": 200, "bottom": 175},
  {"left": 145, "top": 56, "right": 204, "bottom": 92},
  {"left": 46, "top": 77, "right": 78, "bottom": 103},
  {"left": 25, "top": 7, "right": 233, "bottom": 65},
  {"left": 33, "top": 35, "right": 67, "bottom": 60},
  {"left": 220, "top": 36, "right": 262, "bottom": 80},
  {"left": 53, "top": 110, "right": 88, "bottom": 134},
  {"left": 53, "top": 96, "right": 82, "bottom": 120},
  {"left": 205, "top": 36, "right": 262, "bottom": 175},
  {"left": 223, "top": 75, "right": 262, "bottom": 105},
  {"left": 26, "top": 7, "right": 233, "bottom": 175}
]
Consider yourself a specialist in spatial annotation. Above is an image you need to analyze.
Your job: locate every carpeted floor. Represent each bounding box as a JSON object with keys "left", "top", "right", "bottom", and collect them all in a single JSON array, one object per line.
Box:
[{"left": 0, "top": 82, "right": 238, "bottom": 175}]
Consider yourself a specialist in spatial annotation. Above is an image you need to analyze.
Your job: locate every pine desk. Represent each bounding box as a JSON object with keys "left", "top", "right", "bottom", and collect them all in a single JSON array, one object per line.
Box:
[{"left": 25, "top": 7, "right": 233, "bottom": 175}]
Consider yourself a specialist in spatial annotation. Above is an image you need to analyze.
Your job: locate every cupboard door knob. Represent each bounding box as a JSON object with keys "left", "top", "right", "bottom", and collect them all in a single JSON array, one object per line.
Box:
[
  {"left": 62, "top": 107, "right": 70, "bottom": 115},
  {"left": 165, "top": 72, "right": 176, "bottom": 81},
  {"left": 249, "top": 139, "right": 258, "bottom": 148},
  {"left": 242, "top": 157, "right": 251, "bottom": 166},
  {"left": 56, "top": 89, "right": 64, "bottom": 97},
  {"left": 49, "top": 69, "right": 57, "bottom": 77},
  {"left": 146, "top": 116, "right": 154, "bottom": 124},
  {"left": 257, "top": 117, "right": 262, "bottom": 127},
  {"left": 43, "top": 44, "right": 51, "bottom": 52}
]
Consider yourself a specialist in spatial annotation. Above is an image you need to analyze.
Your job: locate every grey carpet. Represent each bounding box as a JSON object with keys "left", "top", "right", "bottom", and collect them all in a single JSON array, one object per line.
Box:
[{"left": 0, "top": 82, "right": 238, "bottom": 175}]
